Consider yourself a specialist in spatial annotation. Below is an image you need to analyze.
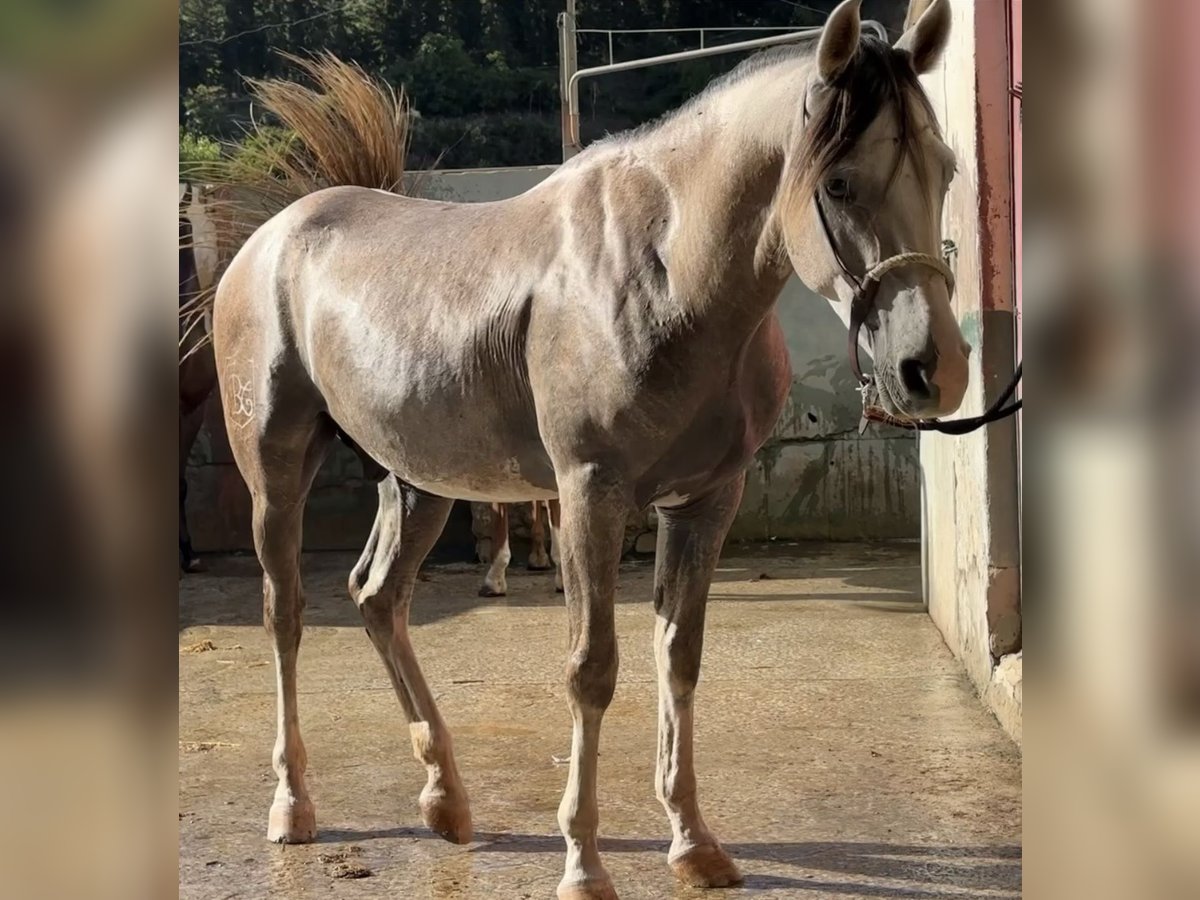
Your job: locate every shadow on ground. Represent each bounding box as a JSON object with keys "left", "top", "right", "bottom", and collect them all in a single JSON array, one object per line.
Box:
[
  {"left": 305, "top": 825, "right": 1021, "bottom": 898},
  {"left": 179, "top": 541, "right": 924, "bottom": 631}
]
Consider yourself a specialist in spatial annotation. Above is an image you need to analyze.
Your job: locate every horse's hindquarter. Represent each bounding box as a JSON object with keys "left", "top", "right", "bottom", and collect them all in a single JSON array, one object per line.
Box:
[{"left": 281, "top": 188, "right": 559, "bottom": 500}]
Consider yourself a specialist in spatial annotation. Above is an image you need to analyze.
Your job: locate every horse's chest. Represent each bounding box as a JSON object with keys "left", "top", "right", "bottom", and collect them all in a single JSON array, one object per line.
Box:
[{"left": 638, "top": 327, "right": 792, "bottom": 506}]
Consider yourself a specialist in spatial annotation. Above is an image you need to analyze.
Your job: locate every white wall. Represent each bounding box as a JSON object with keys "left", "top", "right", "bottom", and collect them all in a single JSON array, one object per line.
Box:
[{"left": 917, "top": 0, "right": 1021, "bottom": 731}]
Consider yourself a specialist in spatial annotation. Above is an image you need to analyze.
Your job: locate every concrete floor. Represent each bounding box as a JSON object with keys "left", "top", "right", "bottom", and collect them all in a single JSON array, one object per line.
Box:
[{"left": 180, "top": 543, "right": 1021, "bottom": 899}]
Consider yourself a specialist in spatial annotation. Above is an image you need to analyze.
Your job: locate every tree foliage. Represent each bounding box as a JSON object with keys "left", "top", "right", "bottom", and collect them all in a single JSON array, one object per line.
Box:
[{"left": 180, "top": 0, "right": 905, "bottom": 168}]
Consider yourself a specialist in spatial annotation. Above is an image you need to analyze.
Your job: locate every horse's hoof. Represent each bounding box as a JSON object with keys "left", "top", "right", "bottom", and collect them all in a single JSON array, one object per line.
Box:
[
  {"left": 527, "top": 561, "right": 553, "bottom": 572},
  {"left": 182, "top": 557, "right": 204, "bottom": 574},
  {"left": 477, "top": 584, "right": 506, "bottom": 598},
  {"left": 419, "top": 789, "right": 473, "bottom": 844},
  {"left": 669, "top": 843, "right": 743, "bottom": 888},
  {"left": 556, "top": 877, "right": 619, "bottom": 900},
  {"left": 266, "top": 799, "right": 316, "bottom": 844}
]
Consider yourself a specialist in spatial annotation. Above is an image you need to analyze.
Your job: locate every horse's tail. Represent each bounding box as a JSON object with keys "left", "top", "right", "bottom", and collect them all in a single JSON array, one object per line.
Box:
[
  {"left": 234, "top": 51, "right": 414, "bottom": 209},
  {"left": 180, "top": 52, "right": 415, "bottom": 355}
]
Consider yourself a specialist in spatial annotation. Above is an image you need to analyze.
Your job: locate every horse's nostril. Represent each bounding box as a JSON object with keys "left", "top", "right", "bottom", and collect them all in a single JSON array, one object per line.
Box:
[{"left": 899, "top": 357, "right": 933, "bottom": 399}]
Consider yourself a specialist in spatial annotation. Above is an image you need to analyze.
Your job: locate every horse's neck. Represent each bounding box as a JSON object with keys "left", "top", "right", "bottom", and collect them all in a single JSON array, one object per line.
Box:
[{"left": 631, "top": 56, "right": 813, "bottom": 330}]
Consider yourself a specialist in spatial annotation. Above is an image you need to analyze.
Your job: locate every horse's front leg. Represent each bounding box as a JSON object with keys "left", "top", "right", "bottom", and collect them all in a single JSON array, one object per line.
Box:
[
  {"left": 653, "top": 474, "right": 745, "bottom": 887},
  {"left": 556, "top": 467, "right": 627, "bottom": 900}
]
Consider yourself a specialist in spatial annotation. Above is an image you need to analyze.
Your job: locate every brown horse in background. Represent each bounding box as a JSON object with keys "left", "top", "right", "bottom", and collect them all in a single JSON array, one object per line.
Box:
[
  {"left": 179, "top": 183, "right": 216, "bottom": 572},
  {"left": 479, "top": 499, "right": 562, "bottom": 596}
]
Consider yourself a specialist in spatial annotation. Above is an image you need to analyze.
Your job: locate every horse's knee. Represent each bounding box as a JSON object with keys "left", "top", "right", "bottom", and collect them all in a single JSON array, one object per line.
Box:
[
  {"left": 262, "top": 580, "right": 304, "bottom": 639},
  {"left": 566, "top": 638, "right": 619, "bottom": 710},
  {"left": 657, "top": 628, "right": 703, "bottom": 702}
]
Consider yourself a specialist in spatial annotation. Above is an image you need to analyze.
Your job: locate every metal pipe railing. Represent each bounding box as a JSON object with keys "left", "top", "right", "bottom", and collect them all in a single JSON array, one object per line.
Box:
[
  {"left": 577, "top": 26, "right": 814, "bottom": 65},
  {"left": 575, "top": 26, "right": 811, "bottom": 33},
  {"left": 563, "top": 27, "right": 823, "bottom": 156}
]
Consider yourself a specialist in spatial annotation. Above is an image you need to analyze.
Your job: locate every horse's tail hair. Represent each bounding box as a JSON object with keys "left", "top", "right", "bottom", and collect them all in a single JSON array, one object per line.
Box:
[
  {"left": 180, "top": 52, "right": 417, "bottom": 356},
  {"left": 241, "top": 51, "right": 414, "bottom": 200}
]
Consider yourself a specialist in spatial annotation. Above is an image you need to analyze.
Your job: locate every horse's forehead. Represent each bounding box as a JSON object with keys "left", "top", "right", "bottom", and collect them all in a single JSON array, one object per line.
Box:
[{"left": 852, "top": 105, "right": 954, "bottom": 174}]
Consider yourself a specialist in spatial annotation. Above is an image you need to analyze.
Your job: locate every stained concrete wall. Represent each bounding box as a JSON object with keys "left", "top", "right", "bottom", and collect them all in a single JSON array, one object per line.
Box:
[
  {"left": 186, "top": 166, "right": 922, "bottom": 553},
  {"left": 917, "top": 0, "right": 1021, "bottom": 741}
]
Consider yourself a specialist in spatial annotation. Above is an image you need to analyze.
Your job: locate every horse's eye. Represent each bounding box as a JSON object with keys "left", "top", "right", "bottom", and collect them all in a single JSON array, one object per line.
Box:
[{"left": 825, "top": 177, "right": 851, "bottom": 200}]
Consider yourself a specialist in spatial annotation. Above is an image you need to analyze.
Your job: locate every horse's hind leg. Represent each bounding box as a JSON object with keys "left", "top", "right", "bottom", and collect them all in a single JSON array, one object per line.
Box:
[
  {"left": 549, "top": 498, "right": 564, "bottom": 592},
  {"left": 178, "top": 413, "right": 201, "bottom": 571},
  {"left": 179, "top": 398, "right": 208, "bottom": 572},
  {"left": 229, "top": 412, "right": 333, "bottom": 844},
  {"left": 653, "top": 474, "right": 745, "bottom": 888},
  {"left": 529, "top": 500, "right": 552, "bottom": 570},
  {"left": 350, "top": 476, "right": 472, "bottom": 843},
  {"left": 479, "top": 502, "right": 511, "bottom": 596}
]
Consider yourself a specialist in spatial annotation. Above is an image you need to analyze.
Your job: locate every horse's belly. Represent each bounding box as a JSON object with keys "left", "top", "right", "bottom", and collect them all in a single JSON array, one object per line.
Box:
[
  {"left": 403, "top": 465, "right": 558, "bottom": 503},
  {"left": 332, "top": 392, "right": 557, "bottom": 502},
  {"left": 354, "top": 420, "right": 557, "bottom": 503}
]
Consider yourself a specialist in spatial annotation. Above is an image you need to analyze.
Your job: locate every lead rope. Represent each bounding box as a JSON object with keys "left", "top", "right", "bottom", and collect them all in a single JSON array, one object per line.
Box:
[{"left": 859, "top": 363, "right": 1023, "bottom": 434}]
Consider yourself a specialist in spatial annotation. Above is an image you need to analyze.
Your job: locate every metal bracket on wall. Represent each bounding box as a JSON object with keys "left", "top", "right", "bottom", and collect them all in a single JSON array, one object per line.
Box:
[{"left": 942, "top": 238, "right": 958, "bottom": 270}]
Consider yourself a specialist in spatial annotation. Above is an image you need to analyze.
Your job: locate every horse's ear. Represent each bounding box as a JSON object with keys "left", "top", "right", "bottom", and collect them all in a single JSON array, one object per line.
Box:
[
  {"left": 817, "top": 0, "right": 862, "bottom": 84},
  {"left": 896, "top": 0, "right": 951, "bottom": 74}
]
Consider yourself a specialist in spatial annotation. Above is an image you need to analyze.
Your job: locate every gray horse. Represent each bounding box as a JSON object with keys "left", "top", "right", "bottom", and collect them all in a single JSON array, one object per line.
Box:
[{"left": 212, "top": 1, "right": 963, "bottom": 896}]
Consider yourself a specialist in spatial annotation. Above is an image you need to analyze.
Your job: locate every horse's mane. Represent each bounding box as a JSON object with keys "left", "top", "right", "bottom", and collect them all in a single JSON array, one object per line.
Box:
[{"left": 594, "top": 32, "right": 934, "bottom": 203}]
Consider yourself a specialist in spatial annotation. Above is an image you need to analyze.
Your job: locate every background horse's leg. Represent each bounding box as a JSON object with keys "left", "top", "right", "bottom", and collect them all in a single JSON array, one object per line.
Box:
[
  {"left": 479, "top": 502, "right": 511, "bottom": 596},
  {"left": 179, "top": 333, "right": 216, "bottom": 573},
  {"left": 349, "top": 476, "right": 472, "bottom": 843},
  {"left": 652, "top": 474, "right": 745, "bottom": 887},
  {"left": 529, "top": 499, "right": 552, "bottom": 570},
  {"left": 230, "top": 414, "right": 332, "bottom": 844},
  {"left": 555, "top": 468, "right": 626, "bottom": 900},
  {"left": 548, "top": 498, "right": 564, "bottom": 593},
  {"left": 178, "top": 400, "right": 207, "bottom": 572}
]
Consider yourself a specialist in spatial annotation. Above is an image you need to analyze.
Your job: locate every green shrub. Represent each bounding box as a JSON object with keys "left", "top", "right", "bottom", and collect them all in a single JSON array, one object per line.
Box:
[{"left": 180, "top": 129, "right": 222, "bottom": 183}]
